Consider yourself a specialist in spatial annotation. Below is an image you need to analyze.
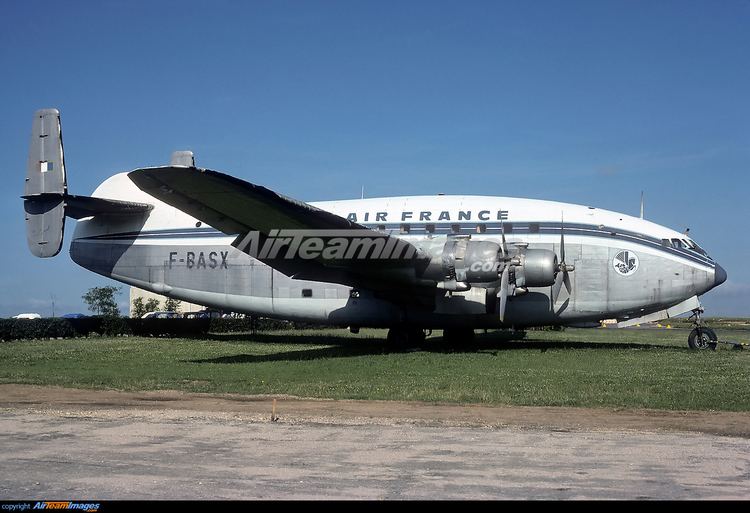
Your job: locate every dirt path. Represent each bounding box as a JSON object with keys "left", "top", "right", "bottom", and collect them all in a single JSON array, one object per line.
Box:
[
  {"left": 3, "top": 385, "right": 750, "bottom": 499},
  {"left": 2, "top": 384, "right": 749, "bottom": 437}
]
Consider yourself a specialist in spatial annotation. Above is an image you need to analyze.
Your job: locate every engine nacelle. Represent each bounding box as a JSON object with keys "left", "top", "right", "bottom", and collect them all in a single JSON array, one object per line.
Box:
[
  {"left": 421, "top": 239, "right": 559, "bottom": 290},
  {"left": 424, "top": 239, "right": 503, "bottom": 284},
  {"left": 515, "top": 249, "right": 557, "bottom": 288}
]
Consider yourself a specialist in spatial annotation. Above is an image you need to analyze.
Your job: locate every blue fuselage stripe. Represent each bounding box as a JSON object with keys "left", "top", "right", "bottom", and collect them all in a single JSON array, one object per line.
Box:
[{"left": 76, "top": 221, "right": 715, "bottom": 268}]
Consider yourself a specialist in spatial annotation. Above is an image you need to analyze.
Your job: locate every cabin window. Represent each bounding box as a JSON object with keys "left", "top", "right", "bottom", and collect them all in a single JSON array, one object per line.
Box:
[
  {"left": 671, "top": 239, "right": 685, "bottom": 249},
  {"left": 529, "top": 223, "right": 540, "bottom": 234},
  {"left": 425, "top": 223, "right": 435, "bottom": 234},
  {"left": 377, "top": 224, "right": 386, "bottom": 231},
  {"left": 400, "top": 224, "right": 410, "bottom": 234},
  {"left": 662, "top": 239, "right": 672, "bottom": 247},
  {"left": 476, "top": 224, "right": 486, "bottom": 234},
  {"left": 451, "top": 224, "right": 461, "bottom": 234},
  {"left": 301, "top": 289, "right": 313, "bottom": 298},
  {"left": 503, "top": 222, "right": 513, "bottom": 233}
]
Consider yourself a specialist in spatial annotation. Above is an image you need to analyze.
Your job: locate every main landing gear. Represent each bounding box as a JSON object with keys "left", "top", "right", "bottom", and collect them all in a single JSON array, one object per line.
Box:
[
  {"left": 385, "top": 327, "right": 476, "bottom": 347},
  {"left": 386, "top": 327, "right": 426, "bottom": 347},
  {"left": 441, "top": 328, "right": 475, "bottom": 344}
]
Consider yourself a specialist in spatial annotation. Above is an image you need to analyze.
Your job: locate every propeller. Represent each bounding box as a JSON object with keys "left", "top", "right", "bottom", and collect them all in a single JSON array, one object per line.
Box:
[
  {"left": 492, "top": 221, "right": 513, "bottom": 322},
  {"left": 498, "top": 264, "right": 510, "bottom": 323},
  {"left": 551, "top": 213, "right": 574, "bottom": 305},
  {"left": 500, "top": 220, "right": 508, "bottom": 257}
]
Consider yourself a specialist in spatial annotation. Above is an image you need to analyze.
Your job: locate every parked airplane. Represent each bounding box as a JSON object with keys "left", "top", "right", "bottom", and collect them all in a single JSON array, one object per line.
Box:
[{"left": 23, "top": 109, "right": 727, "bottom": 348}]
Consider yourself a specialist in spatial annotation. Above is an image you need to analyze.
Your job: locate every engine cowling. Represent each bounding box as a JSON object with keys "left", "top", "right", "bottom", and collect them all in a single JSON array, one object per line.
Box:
[
  {"left": 421, "top": 239, "right": 559, "bottom": 290},
  {"left": 515, "top": 249, "right": 557, "bottom": 288},
  {"left": 424, "top": 239, "right": 503, "bottom": 284}
]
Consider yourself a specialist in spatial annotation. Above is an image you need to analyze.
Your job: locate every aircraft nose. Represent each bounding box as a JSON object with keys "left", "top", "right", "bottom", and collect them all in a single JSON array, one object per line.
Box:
[{"left": 714, "top": 263, "right": 727, "bottom": 287}]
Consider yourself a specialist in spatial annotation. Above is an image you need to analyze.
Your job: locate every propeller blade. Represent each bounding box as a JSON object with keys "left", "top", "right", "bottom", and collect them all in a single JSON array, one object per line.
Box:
[
  {"left": 500, "top": 221, "right": 508, "bottom": 257},
  {"left": 551, "top": 271, "right": 564, "bottom": 304},
  {"left": 555, "top": 297, "right": 570, "bottom": 316},
  {"left": 498, "top": 265, "right": 509, "bottom": 322},
  {"left": 560, "top": 213, "right": 566, "bottom": 264},
  {"left": 551, "top": 211, "right": 573, "bottom": 307}
]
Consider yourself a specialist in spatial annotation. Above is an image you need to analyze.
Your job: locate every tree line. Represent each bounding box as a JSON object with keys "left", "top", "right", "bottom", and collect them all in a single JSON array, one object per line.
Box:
[{"left": 82, "top": 286, "right": 182, "bottom": 318}]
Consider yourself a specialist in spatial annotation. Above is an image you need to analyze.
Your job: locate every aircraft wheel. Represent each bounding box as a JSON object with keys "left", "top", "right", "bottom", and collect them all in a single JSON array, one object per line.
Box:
[
  {"left": 688, "top": 327, "right": 717, "bottom": 350},
  {"left": 442, "top": 328, "right": 475, "bottom": 344},
  {"left": 386, "top": 327, "right": 425, "bottom": 348}
]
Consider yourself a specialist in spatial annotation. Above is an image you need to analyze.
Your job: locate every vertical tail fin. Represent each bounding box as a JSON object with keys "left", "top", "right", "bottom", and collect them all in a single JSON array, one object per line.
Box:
[{"left": 23, "top": 109, "right": 67, "bottom": 257}]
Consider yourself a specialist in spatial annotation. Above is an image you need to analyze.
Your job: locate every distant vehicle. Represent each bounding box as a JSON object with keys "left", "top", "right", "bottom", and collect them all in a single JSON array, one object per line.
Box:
[
  {"left": 184, "top": 309, "right": 222, "bottom": 319},
  {"left": 61, "top": 313, "right": 87, "bottom": 319},
  {"left": 141, "top": 311, "right": 181, "bottom": 319},
  {"left": 13, "top": 313, "right": 41, "bottom": 319}
]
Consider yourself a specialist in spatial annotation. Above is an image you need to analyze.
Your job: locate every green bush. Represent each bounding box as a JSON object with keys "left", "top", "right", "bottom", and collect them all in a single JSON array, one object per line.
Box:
[
  {"left": 129, "top": 318, "right": 210, "bottom": 337},
  {"left": 208, "top": 317, "right": 295, "bottom": 333},
  {"left": 1, "top": 315, "right": 344, "bottom": 341},
  {"left": 0, "top": 318, "right": 77, "bottom": 341}
]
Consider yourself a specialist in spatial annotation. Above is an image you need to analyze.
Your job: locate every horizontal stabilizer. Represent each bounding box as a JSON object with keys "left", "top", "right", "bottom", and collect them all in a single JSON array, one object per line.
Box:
[
  {"left": 23, "top": 193, "right": 153, "bottom": 219},
  {"left": 63, "top": 194, "right": 153, "bottom": 219},
  {"left": 23, "top": 109, "right": 154, "bottom": 258}
]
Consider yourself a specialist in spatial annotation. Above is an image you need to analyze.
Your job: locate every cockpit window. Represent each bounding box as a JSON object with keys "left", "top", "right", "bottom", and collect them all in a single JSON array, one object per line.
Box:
[
  {"left": 664, "top": 237, "right": 710, "bottom": 257},
  {"left": 688, "top": 239, "right": 709, "bottom": 256}
]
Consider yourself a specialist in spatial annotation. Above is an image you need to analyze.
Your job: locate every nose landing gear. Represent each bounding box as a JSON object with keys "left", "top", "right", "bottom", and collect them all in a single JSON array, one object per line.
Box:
[
  {"left": 687, "top": 307, "right": 745, "bottom": 350},
  {"left": 688, "top": 308, "right": 717, "bottom": 350}
]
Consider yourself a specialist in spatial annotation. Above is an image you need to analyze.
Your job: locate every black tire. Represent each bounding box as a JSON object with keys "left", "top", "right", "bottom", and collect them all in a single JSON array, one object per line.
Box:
[
  {"left": 442, "top": 328, "right": 475, "bottom": 344},
  {"left": 386, "top": 327, "right": 425, "bottom": 348},
  {"left": 386, "top": 327, "right": 408, "bottom": 346},
  {"left": 407, "top": 328, "right": 426, "bottom": 346},
  {"left": 688, "top": 327, "right": 717, "bottom": 350}
]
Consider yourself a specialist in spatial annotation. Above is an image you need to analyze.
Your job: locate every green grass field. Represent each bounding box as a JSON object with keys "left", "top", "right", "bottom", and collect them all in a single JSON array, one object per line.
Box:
[{"left": 1, "top": 327, "right": 749, "bottom": 411}]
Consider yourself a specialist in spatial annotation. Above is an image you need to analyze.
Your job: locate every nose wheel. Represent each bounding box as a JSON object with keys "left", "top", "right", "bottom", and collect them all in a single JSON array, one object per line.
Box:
[{"left": 688, "top": 326, "right": 718, "bottom": 350}]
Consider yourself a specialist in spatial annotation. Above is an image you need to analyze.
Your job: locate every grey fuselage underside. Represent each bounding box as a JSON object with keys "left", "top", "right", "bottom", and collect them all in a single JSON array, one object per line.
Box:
[{"left": 69, "top": 222, "right": 716, "bottom": 328}]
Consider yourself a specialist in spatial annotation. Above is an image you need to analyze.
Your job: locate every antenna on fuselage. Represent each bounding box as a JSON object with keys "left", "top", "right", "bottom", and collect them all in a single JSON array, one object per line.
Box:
[
  {"left": 640, "top": 191, "right": 644, "bottom": 219},
  {"left": 361, "top": 186, "right": 364, "bottom": 199}
]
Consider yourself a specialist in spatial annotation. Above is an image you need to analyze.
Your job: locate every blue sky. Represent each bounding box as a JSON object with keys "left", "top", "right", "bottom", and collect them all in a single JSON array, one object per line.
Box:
[{"left": 1, "top": 0, "right": 748, "bottom": 317}]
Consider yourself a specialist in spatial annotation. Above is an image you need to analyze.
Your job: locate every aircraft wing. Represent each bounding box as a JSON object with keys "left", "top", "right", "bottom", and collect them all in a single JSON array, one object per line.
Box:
[{"left": 128, "top": 166, "right": 427, "bottom": 292}]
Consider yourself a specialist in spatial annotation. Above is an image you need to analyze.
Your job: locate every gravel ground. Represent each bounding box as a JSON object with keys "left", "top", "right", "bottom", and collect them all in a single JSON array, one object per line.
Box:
[{"left": 1, "top": 385, "right": 749, "bottom": 500}]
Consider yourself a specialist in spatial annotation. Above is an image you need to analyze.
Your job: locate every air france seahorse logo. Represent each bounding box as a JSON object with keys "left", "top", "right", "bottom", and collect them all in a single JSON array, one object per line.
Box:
[{"left": 613, "top": 250, "right": 639, "bottom": 276}]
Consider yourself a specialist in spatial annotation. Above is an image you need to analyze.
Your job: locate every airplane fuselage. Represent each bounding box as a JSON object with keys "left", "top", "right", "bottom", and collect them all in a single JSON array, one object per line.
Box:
[{"left": 69, "top": 173, "right": 723, "bottom": 328}]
